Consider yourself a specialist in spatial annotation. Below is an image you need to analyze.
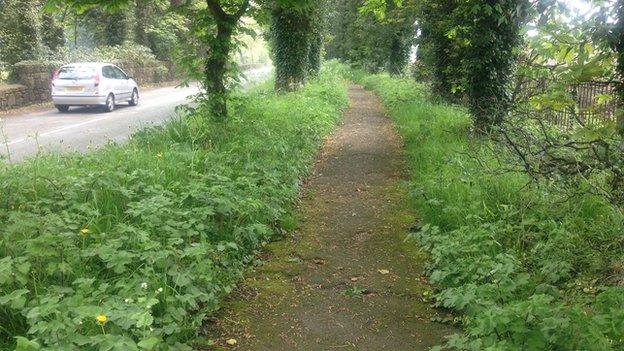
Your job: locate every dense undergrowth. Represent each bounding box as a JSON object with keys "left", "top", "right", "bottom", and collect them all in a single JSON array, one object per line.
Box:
[
  {"left": 354, "top": 72, "right": 624, "bottom": 350},
  {"left": 0, "top": 65, "right": 348, "bottom": 350}
]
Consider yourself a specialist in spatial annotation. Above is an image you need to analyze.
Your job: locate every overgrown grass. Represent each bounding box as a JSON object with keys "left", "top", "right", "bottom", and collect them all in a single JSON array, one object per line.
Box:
[
  {"left": 0, "top": 64, "right": 348, "bottom": 350},
  {"left": 356, "top": 72, "right": 624, "bottom": 350}
]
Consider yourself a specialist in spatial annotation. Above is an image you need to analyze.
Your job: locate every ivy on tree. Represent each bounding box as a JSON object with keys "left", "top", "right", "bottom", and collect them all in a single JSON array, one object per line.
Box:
[
  {"left": 460, "top": 0, "right": 530, "bottom": 130},
  {"left": 269, "top": 2, "right": 312, "bottom": 91},
  {"left": 204, "top": 0, "right": 250, "bottom": 121}
]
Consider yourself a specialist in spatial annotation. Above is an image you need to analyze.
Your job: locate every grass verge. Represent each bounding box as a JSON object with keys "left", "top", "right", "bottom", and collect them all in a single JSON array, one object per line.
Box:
[
  {"left": 355, "top": 71, "right": 624, "bottom": 350},
  {"left": 0, "top": 63, "right": 348, "bottom": 350}
]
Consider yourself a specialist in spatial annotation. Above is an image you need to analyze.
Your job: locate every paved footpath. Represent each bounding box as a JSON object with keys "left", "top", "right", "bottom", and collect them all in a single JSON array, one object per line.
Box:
[{"left": 207, "top": 85, "right": 454, "bottom": 350}]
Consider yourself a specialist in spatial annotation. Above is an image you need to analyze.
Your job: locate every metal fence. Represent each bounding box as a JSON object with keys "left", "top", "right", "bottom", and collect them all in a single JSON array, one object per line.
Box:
[{"left": 514, "top": 79, "right": 620, "bottom": 128}]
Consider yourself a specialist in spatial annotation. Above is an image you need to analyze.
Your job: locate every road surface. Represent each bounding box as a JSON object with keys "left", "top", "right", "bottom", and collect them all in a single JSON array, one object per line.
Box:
[{"left": 0, "top": 66, "right": 272, "bottom": 162}]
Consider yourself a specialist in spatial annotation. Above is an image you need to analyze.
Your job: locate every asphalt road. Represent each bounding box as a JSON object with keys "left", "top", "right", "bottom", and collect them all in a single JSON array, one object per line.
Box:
[{"left": 0, "top": 66, "right": 272, "bottom": 162}]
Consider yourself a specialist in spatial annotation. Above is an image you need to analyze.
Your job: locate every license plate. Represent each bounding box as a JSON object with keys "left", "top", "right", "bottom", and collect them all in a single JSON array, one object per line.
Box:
[{"left": 65, "top": 86, "right": 84, "bottom": 93}]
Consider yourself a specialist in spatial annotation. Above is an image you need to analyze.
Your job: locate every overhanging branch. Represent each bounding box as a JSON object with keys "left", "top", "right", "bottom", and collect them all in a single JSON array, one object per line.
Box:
[{"left": 205, "top": 0, "right": 250, "bottom": 22}]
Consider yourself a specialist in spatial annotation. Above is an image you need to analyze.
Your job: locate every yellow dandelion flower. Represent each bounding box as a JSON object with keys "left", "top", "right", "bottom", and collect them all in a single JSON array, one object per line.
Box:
[
  {"left": 80, "top": 228, "right": 90, "bottom": 236},
  {"left": 96, "top": 314, "right": 107, "bottom": 324}
]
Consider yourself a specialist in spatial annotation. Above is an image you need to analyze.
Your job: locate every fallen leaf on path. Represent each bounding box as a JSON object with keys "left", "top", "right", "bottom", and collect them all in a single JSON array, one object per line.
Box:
[
  {"left": 313, "top": 258, "right": 326, "bottom": 265},
  {"left": 226, "top": 338, "right": 237, "bottom": 346}
]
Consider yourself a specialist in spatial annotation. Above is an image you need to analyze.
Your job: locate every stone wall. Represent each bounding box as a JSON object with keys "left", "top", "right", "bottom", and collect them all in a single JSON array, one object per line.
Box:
[
  {"left": 115, "top": 61, "right": 170, "bottom": 86},
  {"left": 13, "top": 61, "right": 61, "bottom": 105},
  {"left": 0, "top": 60, "right": 175, "bottom": 112},
  {"left": 0, "top": 84, "right": 28, "bottom": 110}
]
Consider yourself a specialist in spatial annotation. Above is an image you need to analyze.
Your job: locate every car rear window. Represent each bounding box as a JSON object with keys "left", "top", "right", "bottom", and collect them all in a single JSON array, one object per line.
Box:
[{"left": 57, "top": 66, "right": 97, "bottom": 80}]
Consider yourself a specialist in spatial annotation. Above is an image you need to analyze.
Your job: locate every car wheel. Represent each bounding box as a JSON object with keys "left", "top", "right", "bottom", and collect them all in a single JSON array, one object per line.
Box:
[
  {"left": 103, "top": 94, "right": 115, "bottom": 112},
  {"left": 55, "top": 105, "right": 70, "bottom": 113},
  {"left": 129, "top": 89, "right": 139, "bottom": 106}
]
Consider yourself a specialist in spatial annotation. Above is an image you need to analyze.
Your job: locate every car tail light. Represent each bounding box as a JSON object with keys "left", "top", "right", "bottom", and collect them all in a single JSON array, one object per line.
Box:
[
  {"left": 51, "top": 69, "right": 59, "bottom": 88},
  {"left": 94, "top": 73, "right": 100, "bottom": 87}
]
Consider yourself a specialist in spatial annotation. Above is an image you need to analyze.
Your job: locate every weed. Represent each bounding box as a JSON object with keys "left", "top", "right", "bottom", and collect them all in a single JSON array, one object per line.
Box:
[{"left": 344, "top": 286, "right": 368, "bottom": 298}]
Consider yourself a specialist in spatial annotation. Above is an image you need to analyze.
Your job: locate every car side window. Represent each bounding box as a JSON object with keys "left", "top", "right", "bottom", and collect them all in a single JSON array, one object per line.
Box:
[
  {"left": 112, "top": 67, "right": 127, "bottom": 80},
  {"left": 102, "top": 66, "right": 116, "bottom": 79}
]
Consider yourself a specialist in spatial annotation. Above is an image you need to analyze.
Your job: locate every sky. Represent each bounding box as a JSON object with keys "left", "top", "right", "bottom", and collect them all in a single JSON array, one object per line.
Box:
[
  {"left": 523, "top": 0, "right": 614, "bottom": 37},
  {"left": 564, "top": 0, "right": 617, "bottom": 20},
  {"left": 567, "top": 0, "right": 593, "bottom": 15}
]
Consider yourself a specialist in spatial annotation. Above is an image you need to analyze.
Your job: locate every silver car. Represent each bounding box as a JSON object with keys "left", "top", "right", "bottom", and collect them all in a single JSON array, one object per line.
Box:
[{"left": 51, "top": 62, "right": 139, "bottom": 113}]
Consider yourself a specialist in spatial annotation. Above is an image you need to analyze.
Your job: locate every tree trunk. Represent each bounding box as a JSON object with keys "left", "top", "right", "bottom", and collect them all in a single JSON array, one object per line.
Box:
[
  {"left": 386, "top": 0, "right": 407, "bottom": 76},
  {"left": 271, "top": 5, "right": 312, "bottom": 92},
  {"left": 203, "top": 0, "right": 249, "bottom": 121},
  {"left": 134, "top": 0, "right": 150, "bottom": 46},
  {"left": 307, "top": 32, "right": 322, "bottom": 77},
  {"left": 205, "top": 23, "right": 232, "bottom": 121},
  {"left": 616, "top": 0, "right": 624, "bottom": 135}
]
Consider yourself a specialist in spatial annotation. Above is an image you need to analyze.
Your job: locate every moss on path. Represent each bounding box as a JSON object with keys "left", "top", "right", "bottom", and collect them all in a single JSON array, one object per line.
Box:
[{"left": 205, "top": 85, "right": 453, "bottom": 350}]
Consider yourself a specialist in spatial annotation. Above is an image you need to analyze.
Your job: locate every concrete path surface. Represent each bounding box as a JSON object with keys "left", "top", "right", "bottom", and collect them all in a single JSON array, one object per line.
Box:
[{"left": 205, "top": 85, "right": 454, "bottom": 350}]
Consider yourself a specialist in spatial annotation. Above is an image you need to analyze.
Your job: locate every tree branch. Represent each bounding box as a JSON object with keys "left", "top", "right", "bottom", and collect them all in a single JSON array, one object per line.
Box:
[
  {"left": 235, "top": 0, "right": 250, "bottom": 19},
  {"left": 205, "top": 0, "right": 228, "bottom": 21},
  {"left": 205, "top": 0, "right": 249, "bottom": 22}
]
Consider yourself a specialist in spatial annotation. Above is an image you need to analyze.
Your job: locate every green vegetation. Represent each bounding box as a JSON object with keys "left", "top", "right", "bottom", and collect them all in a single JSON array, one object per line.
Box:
[
  {"left": 269, "top": 3, "right": 314, "bottom": 91},
  {"left": 1, "top": 0, "right": 624, "bottom": 349},
  {"left": 0, "top": 65, "right": 348, "bottom": 350},
  {"left": 355, "top": 71, "right": 624, "bottom": 350},
  {"left": 613, "top": 0, "right": 624, "bottom": 133},
  {"left": 414, "top": 0, "right": 530, "bottom": 128},
  {"left": 7, "top": 44, "right": 170, "bottom": 87},
  {"left": 0, "top": 0, "right": 47, "bottom": 66},
  {"left": 42, "top": 0, "right": 327, "bottom": 119},
  {"left": 0, "top": 1, "right": 179, "bottom": 73},
  {"left": 326, "top": 0, "right": 417, "bottom": 74}
]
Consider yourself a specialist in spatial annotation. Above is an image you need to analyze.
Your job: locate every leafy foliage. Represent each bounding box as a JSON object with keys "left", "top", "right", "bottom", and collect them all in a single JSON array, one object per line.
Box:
[
  {"left": 0, "top": 64, "right": 348, "bottom": 350},
  {"left": 0, "top": 0, "right": 44, "bottom": 66},
  {"left": 269, "top": 3, "right": 314, "bottom": 91},
  {"left": 103, "top": 11, "right": 136, "bottom": 46},
  {"left": 460, "top": 0, "right": 530, "bottom": 129},
  {"left": 412, "top": 0, "right": 462, "bottom": 99},
  {"left": 614, "top": 0, "right": 624, "bottom": 134},
  {"left": 47, "top": 43, "right": 163, "bottom": 65},
  {"left": 45, "top": 0, "right": 254, "bottom": 120},
  {"left": 326, "top": 0, "right": 417, "bottom": 74},
  {"left": 416, "top": 0, "right": 531, "bottom": 129},
  {"left": 356, "top": 72, "right": 624, "bottom": 350},
  {"left": 41, "top": 13, "right": 65, "bottom": 52},
  {"left": 510, "top": 2, "right": 619, "bottom": 128}
]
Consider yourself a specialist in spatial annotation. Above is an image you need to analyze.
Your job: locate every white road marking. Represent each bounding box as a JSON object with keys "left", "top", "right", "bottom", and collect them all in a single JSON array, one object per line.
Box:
[
  {"left": 0, "top": 66, "right": 273, "bottom": 160},
  {"left": 5, "top": 114, "right": 116, "bottom": 145}
]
